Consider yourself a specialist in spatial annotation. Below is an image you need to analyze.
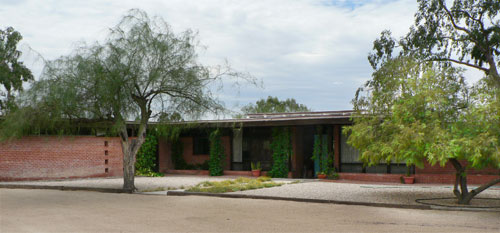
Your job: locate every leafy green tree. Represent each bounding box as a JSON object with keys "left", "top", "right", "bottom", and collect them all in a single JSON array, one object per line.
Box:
[
  {"left": 0, "top": 27, "right": 33, "bottom": 113},
  {"left": 369, "top": 0, "right": 500, "bottom": 87},
  {"left": 241, "top": 96, "right": 310, "bottom": 114},
  {"left": 1, "top": 9, "right": 250, "bottom": 191},
  {"left": 358, "top": 0, "right": 500, "bottom": 205},
  {"left": 346, "top": 57, "right": 499, "bottom": 204}
]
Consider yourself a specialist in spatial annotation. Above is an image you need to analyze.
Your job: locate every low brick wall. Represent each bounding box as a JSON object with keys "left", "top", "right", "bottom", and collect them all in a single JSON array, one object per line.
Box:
[
  {"left": 339, "top": 173, "right": 403, "bottom": 183},
  {"left": 414, "top": 174, "right": 499, "bottom": 185},
  {"left": 417, "top": 161, "right": 499, "bottom": 175},
  {"left": 0, "top": 136, "right": 123, "bottom": 181},
  {"left": 339, "top": 172, "right": 499, "bottom": 185}
]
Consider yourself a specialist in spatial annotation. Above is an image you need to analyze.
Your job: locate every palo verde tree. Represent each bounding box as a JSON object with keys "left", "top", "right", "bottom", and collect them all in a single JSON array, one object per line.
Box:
[
  {"left": 1, "top": 9, "right": 250, "bottom": 191},
  {"left": 346, "top": 57, "right": 500, "bottom": 204},
  {"left": 0, "top": 27, "right": 33, "bottom": 114},
  {"left": 241, "top": 96, "right": 310, "bottom": 114}
]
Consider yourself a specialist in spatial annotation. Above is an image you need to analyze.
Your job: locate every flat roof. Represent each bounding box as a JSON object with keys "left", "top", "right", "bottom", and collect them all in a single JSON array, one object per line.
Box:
[{"left": 137, "top": 110, "right": 354, "bottom": 127}]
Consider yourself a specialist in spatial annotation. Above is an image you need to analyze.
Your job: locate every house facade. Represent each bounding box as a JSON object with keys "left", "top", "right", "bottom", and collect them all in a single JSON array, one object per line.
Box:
[
  {"left": 1, "top": 110, "right": 498, "bottom": 183},
  {"left": 159, "top": 111, "right": 364, "bottom": 178},
  {"left": 157, "top": 111, "right": 499, "bottom": 183}
]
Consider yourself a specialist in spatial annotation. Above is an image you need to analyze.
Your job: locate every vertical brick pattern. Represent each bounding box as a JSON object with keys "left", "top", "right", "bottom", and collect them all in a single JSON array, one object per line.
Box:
[{"left": 0, "top": 136, "right": 123, "bottom": 181}]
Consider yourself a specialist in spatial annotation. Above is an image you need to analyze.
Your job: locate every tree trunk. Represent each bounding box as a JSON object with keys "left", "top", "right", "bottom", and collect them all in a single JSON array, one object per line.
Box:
[
  {"left": 486, "top": 53, "right": 500, "bottom": 88},
  {"left": 119, "top": 122, "right": 148, "bottom": 192},
  {"left": 122, "top": 145, "right": 136, "bottom": 192},
  {"left": 449, "top": 158, "right": 500, "bottom": 205},
  {"left": 119, "top": 101, "right": 151, "bottom": 192}
]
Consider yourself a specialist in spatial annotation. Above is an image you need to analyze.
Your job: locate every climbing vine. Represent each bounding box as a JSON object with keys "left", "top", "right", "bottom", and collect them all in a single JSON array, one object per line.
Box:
[
  {"left": 311, "top": 126, "right": 334, "bottom": 175},
  {"left": 312, "top": 130, "right": 323, "bottom": 173},
  {"left": 208, "top": 129, "right": 225, "bottom": 176},
  {"left": 269, "top": 127, "right": 291, "bottom": 178}
]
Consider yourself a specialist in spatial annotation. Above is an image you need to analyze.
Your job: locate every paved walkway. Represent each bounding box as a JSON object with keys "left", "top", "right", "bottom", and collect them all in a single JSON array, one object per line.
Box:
[{"left": 1, "top": 175, "right": 499, "bottom": 210}]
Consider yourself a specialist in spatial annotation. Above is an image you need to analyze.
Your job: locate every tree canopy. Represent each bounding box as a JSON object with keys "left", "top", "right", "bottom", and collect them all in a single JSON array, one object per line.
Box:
[
  {"left": 241, "top": 96, "right": 310, "bottom": 114},
  {"left": 348, "top": 0, "right": 500, "bottom": 205},
  {"left": 347, "top": 57, "right": 499, "bottom": 204},
  {"left": 369, "top": 0, "right": 500, "bottom": 87},
  {"left": 0, "top": 27, "right": 33, "bottom": 114},
  {"left": 1, "top": 9, "right": 251, "bottom": 191}
]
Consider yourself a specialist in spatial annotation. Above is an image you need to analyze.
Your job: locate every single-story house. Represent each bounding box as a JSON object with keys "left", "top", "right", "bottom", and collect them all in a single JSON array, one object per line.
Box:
[{"left": 1, "top": 110, "right": 498, "bottom": 184}]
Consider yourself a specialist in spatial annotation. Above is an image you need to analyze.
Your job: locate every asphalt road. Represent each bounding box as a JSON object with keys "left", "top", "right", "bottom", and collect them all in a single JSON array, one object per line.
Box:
[{"left": 1, "top": 189, "right": 499, "bottom": 232}]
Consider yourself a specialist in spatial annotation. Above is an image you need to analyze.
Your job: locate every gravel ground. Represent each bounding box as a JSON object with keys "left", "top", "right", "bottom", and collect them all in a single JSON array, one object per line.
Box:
[
  {"left": 0, "top": 175, "right": 244, "bottom": 191},
  {"left": 2, "top": 175, "right": 499, "bottom": 209},
  {"left": 235, "top": 181, "right": 500, "bottom": 208},
  {"left": 0, "top": 175, "right": 295, "bottom": 192}
]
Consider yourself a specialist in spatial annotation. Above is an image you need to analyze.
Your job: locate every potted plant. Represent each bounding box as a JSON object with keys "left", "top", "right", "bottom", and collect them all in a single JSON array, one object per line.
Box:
[
  {"left": 403, "top": 166, "right": 415, "bottom": 184},
  {"left": 317, "top": 171, "right": 327, "bottom": 179},
  {"left": 251, "top": 161, "right": 261, "bottom": 177}
]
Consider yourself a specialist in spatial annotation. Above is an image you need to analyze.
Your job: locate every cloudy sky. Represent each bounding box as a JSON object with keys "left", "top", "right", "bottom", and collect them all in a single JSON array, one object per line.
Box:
[{"left": 1, "top": 0, "right": 423, "bottom": 114}]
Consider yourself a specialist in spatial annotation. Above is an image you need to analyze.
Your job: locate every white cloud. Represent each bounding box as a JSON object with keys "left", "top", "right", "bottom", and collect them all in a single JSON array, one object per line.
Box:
[{"left": 1, "top": 0, "right": 425, "bottom": 114}]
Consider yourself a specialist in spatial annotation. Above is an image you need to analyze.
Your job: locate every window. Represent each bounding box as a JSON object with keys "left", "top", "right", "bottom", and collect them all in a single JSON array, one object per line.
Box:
[{"left": 193, "top": 136, "right": 210, "bottom": 155}]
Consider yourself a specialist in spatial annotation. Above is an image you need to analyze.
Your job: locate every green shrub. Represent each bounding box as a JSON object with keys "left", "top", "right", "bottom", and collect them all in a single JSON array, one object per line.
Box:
[
  {"left": 327, "top": 171, "right": 339, "bottom": 180},
  {"left": 136, "top": 169, "right": 164, "bottom": 177},
  {"left": 136, "top": 133, "right": 163, "bottom": 177}
]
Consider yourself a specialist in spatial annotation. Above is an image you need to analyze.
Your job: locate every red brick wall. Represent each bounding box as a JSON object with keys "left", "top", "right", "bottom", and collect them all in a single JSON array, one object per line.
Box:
[
  {"left": 417, "top": 161, "right": 499, "bottom": 175},
  {"left": 181, "top": 137, "right": 209, "bottom": 165},
  {"left": 158, "top": 138, "right": 172, "bottom": 172},
  {"left": 338, "top": 172, "right": 499, "bottom": 184},
  {"left": 158, "top": 136, "right": 231, "bottom": 172},
  {"left": 0, "top": 136, "right": 123, "bottom": 181}
]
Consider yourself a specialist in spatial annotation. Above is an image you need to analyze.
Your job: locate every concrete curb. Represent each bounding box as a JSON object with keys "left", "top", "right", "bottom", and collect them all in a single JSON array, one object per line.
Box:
[
  {"left": 0, "top": 184, "right": 129, "bottom": 193},
  {"left": 167, "top": 190, "right": 432, "bottom": 210}
]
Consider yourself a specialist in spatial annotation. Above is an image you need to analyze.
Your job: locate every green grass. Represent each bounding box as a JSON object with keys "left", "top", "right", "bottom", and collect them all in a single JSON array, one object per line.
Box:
[{"left": 186, "top": 176, "right": 283, "bottom": 193}]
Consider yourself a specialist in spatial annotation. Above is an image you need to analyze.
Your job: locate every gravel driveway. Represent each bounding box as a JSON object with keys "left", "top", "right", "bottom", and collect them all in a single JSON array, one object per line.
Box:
[
  {"left": 2, "top": 175, "right": 499, "bottom": 209},
  {"left": 235, "top": 181, "right": 500, "bottom": 207},
  {"left": 0, "top": 175, "right": 238, "bottom": 191}
]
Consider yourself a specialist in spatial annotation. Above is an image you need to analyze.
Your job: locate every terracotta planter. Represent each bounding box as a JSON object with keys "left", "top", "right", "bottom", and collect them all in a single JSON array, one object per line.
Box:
[
  {"left": 252, "top": 170, "right": 261, "bottom": 177},
  {"left": 317, "top": 174, "right": 327, "bottom": 179},
  {"left": 403, "top": 176, "right": 415, "bottom": 184}
]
